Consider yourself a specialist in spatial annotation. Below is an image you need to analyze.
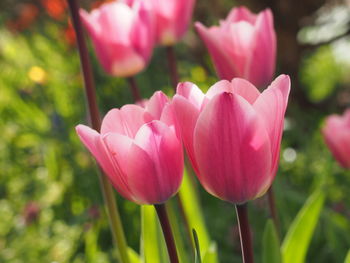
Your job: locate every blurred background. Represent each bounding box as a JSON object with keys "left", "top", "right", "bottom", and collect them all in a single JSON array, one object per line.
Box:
[{"left": 1, "top": 0, "right": 350, "bottom": 262}]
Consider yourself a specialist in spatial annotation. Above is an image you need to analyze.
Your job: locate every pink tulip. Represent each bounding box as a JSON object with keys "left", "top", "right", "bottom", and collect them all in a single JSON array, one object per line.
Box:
[
  {"left": 172, "top": 75, "right": 290, "bottom": 204},
  {"left": 195, "top": 6, "right": 276, "bottom": 88},
  {"left": 80, "top": 0, "right": 155, "bottom": 77},
  {"left": 124, "top": 0, "right": 196, "bottom": 45},
  {"left": 76, "top": 91, "right": 184, "bottom": 205},
  {"left": 322, "top": 109, "right": 350, "bottom": 168}
]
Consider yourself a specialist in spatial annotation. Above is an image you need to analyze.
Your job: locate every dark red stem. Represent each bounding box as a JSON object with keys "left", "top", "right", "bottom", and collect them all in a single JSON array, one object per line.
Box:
[
  {"left": 127, "top": 76, "right": 141, "bottom": 102},
  {"left": 166, "top": 46, "right": 179, "bottom": 91},
  {"left": 267, "top": 186, "right": 280, "bottom": 236},
  {"left": 155, "top": 204, "right": 179, "bottom": 263},
  {"left": 235, "top": 204, "right": 254, "bottom": 263},
  {"left": 67, "top": 0, "right": 100, "bottom": 130}
]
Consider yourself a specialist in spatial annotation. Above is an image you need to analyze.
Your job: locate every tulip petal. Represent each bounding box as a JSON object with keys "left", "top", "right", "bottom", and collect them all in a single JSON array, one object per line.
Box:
[
  {"left": 232, "top": 78, "right": 261, "bottom": 104},
  {"left": 323, "top": 116, "right": 350, "bottom": 168},
  {"left": 176, "top": 82, "right": 205, "bottom": 110},
  {"left": 76, "top": 124, "right": 112, "bottom": 175},
  {"left": 101, "top": 105, "right": 152, "bottom": 137},
  {"left": 96, "top": 2, "right": 134, "bottom": 44},
  {"left": 102, "top": 132, "right": 137, "bottom": 201},
  {"left": 145, "top": 91, "right": 169, "bottom": 120},
  {"left": 247, "top": 9, "right": 276, "bottom": 87},
  {"left": 160, "top": 103, "right": 181, "bottom": 139},
  {"left": 205, "top": 80, "right": 233, "bottom": 100},
  {"left": 76, "top": 125, "right": 135, "bottom": 200},
  {"left": 195, "top": 22, "right": 239, "bottom": 80},
  {"left": 174, "top": 0, "right": 196, "bottom": 39},
  {"left": 225, "top": 6, "right": 257, "bottom": 25},
  {"left": 130, "top": 0, "right": 155, "bottom": 62},
  {"left": 127, "top": 121, "right": 183, "bottom": 204},
  {"left": 224, "top": 21, "right": 255, "bottom": 77},
  {"left": 253, "top": 75, "right": 291, "bottom": 175},
  {"left": 172, "top": 94, "right": 201, "bottom": 173},
  {"left": 193, "top": 92, "right": 272, "bottom": 203}
]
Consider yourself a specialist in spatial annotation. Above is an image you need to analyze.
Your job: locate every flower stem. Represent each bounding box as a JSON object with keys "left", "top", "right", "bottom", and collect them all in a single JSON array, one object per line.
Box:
[
  {"left": 267, "top": 186, "right": 280, "bottom": 237},
  {"left": 166, "top": 46, "right": 179, "bottom": 91},
  {"left": 155, "top": 204, "right": 180, "bottom": 263},
  {"left": 67, "top": 1, "right": 130, "bottom": 263},
  {"left": 127, "top": 76, "right": 141, "bottom": 102},
  {"left": 235, "top": 204, "right": 254, "bottom": 263}
]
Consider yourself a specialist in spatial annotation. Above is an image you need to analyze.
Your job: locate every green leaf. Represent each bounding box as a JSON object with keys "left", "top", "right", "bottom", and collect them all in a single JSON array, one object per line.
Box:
[
  {"left": 141, "top": 205, "right": 169, "bottom": 263},
  {"left": 202, "top": 243, "right": 219, "bottom": 263},
  {"left": 179, "top": 168, "right": 215, "bottom": 261},
  {"left": 282, "top": 190, "right": 325, "bottom": 263},
  {"left": 344, "top": 250, "right": 350, "bottom": 263},
  {"left": 128, "top": 248, "right": 141, "bottom": 263},
  {"left": 262, "top": 220, "right": 282, "bottom": 263},
  {"left": 192, "top": 229, "right": 202, "bottom": 263}
]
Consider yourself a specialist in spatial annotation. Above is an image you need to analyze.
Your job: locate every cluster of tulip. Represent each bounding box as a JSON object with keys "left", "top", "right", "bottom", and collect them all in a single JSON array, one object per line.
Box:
[
  {"left": 67, "top": 0, "right": 347, "bottom": 262},
  {"left": 68, "top": 0, "right": 291, "bottom": 262}
]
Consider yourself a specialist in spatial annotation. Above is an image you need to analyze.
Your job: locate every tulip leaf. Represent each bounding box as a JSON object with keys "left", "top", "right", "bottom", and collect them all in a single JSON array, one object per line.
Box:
[
  {"left": 128, "top": 247, "right": 141, "bottom": 263},
  {"left": 192, "top": 229, "right": 202, "bottom": 263},
  {"left": 262, "top": 220, "right": 282, "bottom": 263},
  {"left": 344, "top": 250, "right": 350, "bottom": 263},
  {"left": 282, "top": 190, "right": 325, "bottom": 263},
  {"left": 179, "top": 168, "right": 215, "bottom": 260},
  {"left": 141, "top": 205, "right": 169, "bottom": 263},
  {"left": 202, "top": 243, "right": 219, "bottom": 263}
]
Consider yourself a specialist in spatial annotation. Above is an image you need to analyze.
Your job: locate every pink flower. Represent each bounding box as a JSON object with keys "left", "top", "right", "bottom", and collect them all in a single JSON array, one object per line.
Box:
[
  {"left": 76, "top": 91, "right": 184, "bottom": 205},
  {"left": 124, "top": 0, "right": 196, "bottom": 45},
  {"left": 322, "top": 109, "right": 350, "bottom": 169},
  {"left": 153, "top": 0, "right": 196, "bottom": 45},
  {"left": 80, "top": 0, "right": 155, "bottom": 77},
  {"left": 172, "top": 75, "right": 290, "bottom": 204},
  {"left": 195, "top": 7, "right": 276, "bottom": 88}
]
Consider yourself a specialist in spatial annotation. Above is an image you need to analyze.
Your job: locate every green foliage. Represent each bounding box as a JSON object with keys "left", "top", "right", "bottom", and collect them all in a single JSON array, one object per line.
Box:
[
  {"left": 262, "top": 220, "right": 282, "bottom": 263},
  {"left": 344, "top": 250, "right": 350, "bottom": 263},
  {"left": 178, "top": 170, "right": 214, "bottom": 260},
  {"left": 141, "top": 205, "right": 169, "bottom": 263},
  {"left": 282, "top": 190, "right": 325, "bottom": 263},
  {"left": 300, "top": 46, "right": 342, "bottom": 103}
]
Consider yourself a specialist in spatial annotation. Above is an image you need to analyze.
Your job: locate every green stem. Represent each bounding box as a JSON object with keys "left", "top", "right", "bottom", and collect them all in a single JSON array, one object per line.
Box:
[{"left": 67, "top": 0, "right": 130, "bottom": 262}]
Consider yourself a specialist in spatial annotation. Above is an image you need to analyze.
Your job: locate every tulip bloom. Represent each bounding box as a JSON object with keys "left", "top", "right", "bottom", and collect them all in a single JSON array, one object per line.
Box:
[
  {"left": 172, "top": 75, "right": 290, "bottom": 204},
  {"left": 76, "top": 91, "right": 184, "bottom": 204},
  {"left": 322, "top": 110, "right": 350, "bottom": 168},
  {"left": 152, "top": 0, "right": 196, "bottom": 45},
  {"left": 124, "top": 0, "right": 196, "bottom": 46},
  {"left": 80, "top": 0, "right": 155, "bottom": 77},
  {"left": 195, "top": 7, "right": 276, "bottom": 88}
]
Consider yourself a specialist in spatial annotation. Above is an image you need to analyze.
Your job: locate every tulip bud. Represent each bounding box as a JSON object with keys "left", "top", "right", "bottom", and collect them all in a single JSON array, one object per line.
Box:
[
  {"left": 80, "top": 0, "right": 155, "bottom": 77},
  {"left": 322, "top": 109, "right": 350, "bottom": 168},
  {"left": 172, "top": 75, "right": 290, "bottom": 204},
  {"left": 76, "top": 91, "right": 184, "bottom": 205},
  {"left": 195, "top": 6, "right": 276, "bottom": 88}
]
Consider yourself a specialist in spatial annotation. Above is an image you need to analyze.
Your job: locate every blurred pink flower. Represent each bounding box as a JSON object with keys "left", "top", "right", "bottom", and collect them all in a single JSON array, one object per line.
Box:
[
  {"left": 123, "top": 0, "right": 196, "bottom": 46},
  {"left": 322, "top": 109, "right": 350, "bottom": 168},
  {"left": 76, "top": 91, "right": 183, "bottom": 205},
  {"left": 80, "top": 0, "right": 155, "bottom": 77},
  {"left": 23, "top": 202, "right": 40, "bottom": 225},
  {"left": 195, "top": 6, "right": 276, "bottom": 88},
  {"left": 172, "top": 75, "right": 290, "bottom": 204}
]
